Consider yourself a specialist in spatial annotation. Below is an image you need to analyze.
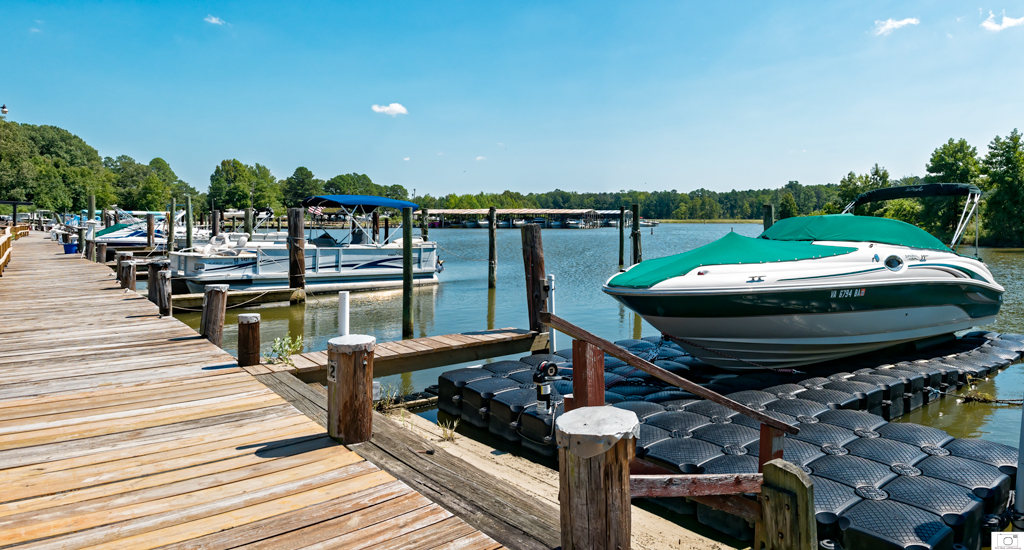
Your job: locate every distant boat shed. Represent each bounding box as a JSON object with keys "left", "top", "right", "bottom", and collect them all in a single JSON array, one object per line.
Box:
[{"left": 414, "top": 208, "right": 621, "bottom": 228}]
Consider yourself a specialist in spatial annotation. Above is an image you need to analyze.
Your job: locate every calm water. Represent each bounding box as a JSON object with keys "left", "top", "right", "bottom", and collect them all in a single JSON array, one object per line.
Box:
[{"left": 174, "top": 224, "right": 1024, "bottom": 447}]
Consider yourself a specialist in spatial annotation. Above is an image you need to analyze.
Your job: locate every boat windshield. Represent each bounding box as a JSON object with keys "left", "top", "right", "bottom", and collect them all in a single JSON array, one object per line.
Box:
[{"left": 760, "top": 214, "right": 951, "bottom": 252}]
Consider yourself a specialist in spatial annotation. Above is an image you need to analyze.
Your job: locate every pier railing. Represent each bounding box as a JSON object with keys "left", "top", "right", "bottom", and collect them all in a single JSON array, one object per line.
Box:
[{"left": 0, "top": 227, "right": 11, "bottom": 276}]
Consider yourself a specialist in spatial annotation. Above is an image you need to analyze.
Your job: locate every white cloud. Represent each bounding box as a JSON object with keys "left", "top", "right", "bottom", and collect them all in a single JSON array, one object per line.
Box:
[
  {"left": 873, "top": 18, "right": 920, "bottom": 35},
  {"left": 437, "top": 152, "right": 444, "bottom": 156},
  {"left": 371, "top": 103, "right": 408, "bottom": 116},
  {"left": 981, "top": 11, "right": 1024, "bottom": 31},
  {"left": 29, "top": 28, "right": 40, "bottom": 32},
  {"left": 476, "top": 156, "right": 486, "bottom": 161},
  {"left": 205, "top": 14, "right": 225, "bottom": 25},
  {"left": 947, "top": 33, "right": 954, "bottom": 38},
  {"left": 35, "top": 19, "right": 43, "bottom": 24},
  {"left": 403, "top": 157, "right": 410, "bottom": 161}
]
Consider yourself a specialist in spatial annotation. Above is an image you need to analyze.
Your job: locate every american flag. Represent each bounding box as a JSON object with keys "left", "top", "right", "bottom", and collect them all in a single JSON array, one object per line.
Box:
[{"left": 307, "top": 206, "right": 324, "bottom": 216}]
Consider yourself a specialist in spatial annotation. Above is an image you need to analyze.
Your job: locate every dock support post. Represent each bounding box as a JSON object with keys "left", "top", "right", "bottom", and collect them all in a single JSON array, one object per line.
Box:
[
  {"left": 618, "top": 206, "right": 625, "bottom": 265},
  {"left": 287, "top": 208, "right": 305, "bottom": 291},
  {"left": 77, "top": 228, "right": 86, "bottom": 256},
  {"left": 186, "top": 196, "right": 194, "bottom": 249},
  {"left": 167, "top": 198, "right": 176, "bottom": 253},
  {"left": 87, "top": 195, "right": 95, "bottom": 224},
  {"left": 547, "top": 274, "right": 556, "bottom": 351},
  {"left": 754, "top": 459, "right": 816, "bottom": 550},
  {"left": 96, "top": 242, "right": 107, "bottom": 263},
  {"left": 147, "top": 260, "right": 170, "bottom": 304},
  {"left": 244, "top": 207, "right": 253, "bottom": 235},
  {"left": 200, "top": 284, "right": 229, "bottom": 347},
  {"left": 85, "top": 239, "right": 95, "bottom": 262},
  {"left": 212, "top": 210, "right": 221, "bottom": 237},
  {"left": 123, "top": 261, "right": 137, "bottom": 291},
  {"left": 101, "top": 208, "right": 109, "bottom": 228},
  {"left": 566, "top": 339, "right": 604, "bottom": 412},
  {"left": 556, "top": 406, "right": 637, "bottom": 550},
  {"left": 384, "top": 217, "right": 390, "bottom": 243},
  {"left": 421, "top": 208, "right": 429, "bottom": 241},
  {"left": 238, "top": 313, "right": 261, "bottom": 367},
  {"left": 521, "top": 224, "right": 549, "bottom": 349},
  {"left": 327, "top": 335, "right": 376, "bottom": 444},
  {"left": 488, "top": 206, "right": 497, "bottom": 288},
  {"left": 402, "top": 207, "right": 413, "bottom": 338},
  {"left": 116, "top": 252, "right": 133, "bottom": 282},
  {"left": 631, "top": 203, "right": 641, "bottom": 265},
  {"left": 338, "top": 291, "right": 350, "bottom": 336},
  {"left": 763, "top": 204, "right": 775, "bottom": 231},
  {"left": 156, "top": 269, "right": 172, "bottom": 317},
  {"left": 146, "top": 214, "right": 155, "bottom": 247},
  {"left": 372, "top": 211, "right": 379, "bottom": 243}
]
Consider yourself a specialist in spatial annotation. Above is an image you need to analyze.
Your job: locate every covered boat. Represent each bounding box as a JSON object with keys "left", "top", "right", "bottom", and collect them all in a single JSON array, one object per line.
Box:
[{"left": 603, "top": 183, "right": 1003, "bottom": 369}]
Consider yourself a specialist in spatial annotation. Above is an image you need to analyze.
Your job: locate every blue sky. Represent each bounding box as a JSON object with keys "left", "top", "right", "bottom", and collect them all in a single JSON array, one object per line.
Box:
[{"left": 3, "top": 2, "right": 1022, "bottom": 196}]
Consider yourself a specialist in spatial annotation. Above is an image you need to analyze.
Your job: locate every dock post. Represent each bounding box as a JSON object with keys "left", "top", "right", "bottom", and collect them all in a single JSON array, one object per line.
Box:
[
  {"left": 156, "top": 269, "right": 172, "bottom": 317},
  {"left": 372, "top": 211, "right": 379, "bottom": 243},
  {"left": 146, "top": 214, "right": 155, "bottom": 247},
  {"left": 200, "top": 284, "right": 229, "bottom": 347},
  {"left": 244, "top": 207, "right": 253, "bottom": 235},
  {"left": 287, "top": 208, "right": 306, "bottom": 291},
  {"left": 631, "top": 203, "right": 641, "bottom": 264},
  {"left": 87, "top": 195, "right": 95, "bottom": 224},
  {"left": 123, "top": 261, "right": 137, "bottom": 291},
  {"left": 754, "top": 459, "right": 816, "bottom": 550},
  {"left": 556, "top": 406, "right": 637, "bottom": 550},
  {"left": 101, "top": 208, "right": 109, "bottom": 228},
  {"left": 186, "top": 196, "right": 194, "bottom": 249},
  {"left": 327, "top": 335, "right": 376, "bottom": 444},
  {"left": 618, "top": 206, "right": 625, "bottom": 265},
  {"left": 338, "top": 291, "right": 350, "bottom": 336},
  {"left": 566, "top": 339, "right": 604, "bottom": 412},
  {"left": 488, "top": 206, "right": 497, "bottom": 288},
  {"left": 547, "top": 274, "right": 556, "bottom": 351},
  {"left": 277, "top": 215, "right": 282, "bottom": 232},
  {"left": 147, "top": 260, "right": 170, "bottom": 305},
  {"left": 421, "top": 208, "right": 429, "bottom": 241},
  {"left": 77, "top": 228, "right": 86, "bottom": 256},
  {"left": 96, "top": 242, "right": 107, "bottom": 263},
  {"left": 1014, "top": 396, "right": 1024, "bottom": 529},
  {"left": 384, "top": 217, "right": 390, "bottom": 243},
  {"left": 116, "top": 252, "right": 133, "bottom": 282},
  {"left": 85, "top": 239, "right": 95, "bottom": 262},
  {"left": 521, "top": 224, "right": 549, "bottom": 348},
  {"left": 763, "top": 204, "right": 775, "bottom": 231},
  {"left": 237, "top": 313, "right": 261, "bottom": 367},
  {"left": 167, "top": 198, "right": 176, "bottom": 253},
  {"left": 402, "top": 207, "right": 413, "bottom": 338},
  {"left": 212, "top": 210, "right": 221, "bottom": 237}
]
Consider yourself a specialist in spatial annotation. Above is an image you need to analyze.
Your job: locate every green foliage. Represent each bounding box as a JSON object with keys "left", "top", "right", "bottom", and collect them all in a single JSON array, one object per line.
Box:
[
  {"left": 281, "top": 167, "right": 324, "bottom": 207},
  {"left": 779, "top": 193, "right": 799, "bottom": 219},
  {"left": 983, "top": 129, "right": 1024, "bottom": 246},
  {"left": 265, "top": 335, "right": 304, "bottom": 365}
]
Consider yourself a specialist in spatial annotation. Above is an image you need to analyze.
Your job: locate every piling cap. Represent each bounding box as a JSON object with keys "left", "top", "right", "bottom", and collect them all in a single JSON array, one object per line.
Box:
[
  {"left": 238, "top": 313, "right": 260, "bottom": 324},
  {"left": 555, "top": 406, "right": 640, "bottom": 459},
  {"left": 328, "top": 334, "right": 376, "bottom": 354}
]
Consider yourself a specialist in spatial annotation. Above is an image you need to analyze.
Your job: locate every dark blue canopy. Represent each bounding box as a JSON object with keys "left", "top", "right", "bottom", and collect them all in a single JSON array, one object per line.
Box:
[{"left": 301, "top": 195, "right": 419, "bottom": 210}]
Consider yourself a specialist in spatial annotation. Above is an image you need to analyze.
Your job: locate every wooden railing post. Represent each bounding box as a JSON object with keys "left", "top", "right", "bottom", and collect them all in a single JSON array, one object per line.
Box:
[
  {"left": 556, "top": 406, "right": 638, "bottom": 550},
  {"left": 156, "top": 269, "right": 172, "bottom": 317},
  {"left": 287, "top": 208, "right": 305, "bottom": 290},
  {"left": 488, "top": 206, "right": 497, "bottom": 289},
  {"left": 77, "top": 228, "right": 86, "bottom": 256},
  {"left": 200, "top": 284, "right": 229, "bottom": 347},
  {"left": 402, "top": 207, "right": 413, "bottom": 338},
  {"left": 327, "top": 335, "right": 376, "bottom": 444},
  {"left": 146, "top": 214, "right": 155, "bottom": 247},
  {"left": 567, "top": 339, "right": 605, "bottom": 411},
  {"left": 237, "top": 313, "right": 261, "bottom": 367},
  {"left": 123, "top": 261, "right": 137, "bottom": 291},
  {"left": 754, "top": 459, "right": 816, "bottom": 550},
  {"left": 758, "top": 424, "right": 786, "bottom": 473},
  {"left": 96, "top": 242, "right": 107, "bottom": 264},
  {"left": 520, "top": 224, "right": 549, "bottom": 346}
]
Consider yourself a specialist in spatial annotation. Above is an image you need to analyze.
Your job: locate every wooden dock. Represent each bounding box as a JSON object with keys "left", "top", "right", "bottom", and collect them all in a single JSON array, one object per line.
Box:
[{"left": 0, "top": 233, "right": 514, "bottom": 549}]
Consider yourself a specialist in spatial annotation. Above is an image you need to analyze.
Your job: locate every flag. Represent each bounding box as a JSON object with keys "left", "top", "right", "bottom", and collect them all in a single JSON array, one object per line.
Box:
[{"left": 307, "top": 206, "right": 324, "bottom": 216}]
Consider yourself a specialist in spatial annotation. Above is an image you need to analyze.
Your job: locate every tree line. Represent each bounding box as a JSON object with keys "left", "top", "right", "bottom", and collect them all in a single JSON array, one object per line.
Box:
[{"left": 2, "top": 116, "right": 1022, "bottom": 245}]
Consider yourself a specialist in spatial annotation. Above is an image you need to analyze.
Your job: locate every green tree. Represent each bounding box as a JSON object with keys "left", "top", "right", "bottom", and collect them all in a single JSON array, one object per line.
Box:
[
  {"left": 208, "top": 160, "right": 253, "bottom": 210},
  {"left": 920, "top": 138, "right": 981, "bottom": 240},
  {"left": 982, "top": 129, "right": 1024, "bottom": 245},
  {"left": 779, "top": 192, "right": 799, "bottom": 219},
  {"left": 281, "top": 167, "right": 323, "bottom": 207}
]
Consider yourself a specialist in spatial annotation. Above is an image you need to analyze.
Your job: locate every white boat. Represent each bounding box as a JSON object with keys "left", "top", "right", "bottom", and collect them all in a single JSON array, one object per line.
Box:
[
  {"left": 170, "top": 195, "right": 442, "bottom": 293},
  {"left": 603, "top": 184, "right": 1002, "bottom": 370},
  {"left": 497, "top": 219, "right": 511, "bottom": 229},
  {"left": 549, "top": 219, "right": 564, "bottom": 229},
  {"left": 513, "top": 219, "right": 526, "bottom": 228},
  {"left": 477, "top": 218, "right": 491, "bottom": 229},
  {"left": 566, "top": 219, "right": 585, "bottom": 229},
  {"left": 605, "top": 219, "right": 619, "bottom": 228},
  {"left": 86, "top": 209, "right": 210, "bottom": 248},
  {"left": 638, "top": 219, "right": 659, "bottom": 227}
]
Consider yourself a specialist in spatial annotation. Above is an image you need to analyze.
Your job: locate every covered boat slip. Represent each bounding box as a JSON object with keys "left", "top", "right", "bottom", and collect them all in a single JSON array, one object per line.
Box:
[{"left": 0, "top": 233, "right": 514, "bottom": 549}]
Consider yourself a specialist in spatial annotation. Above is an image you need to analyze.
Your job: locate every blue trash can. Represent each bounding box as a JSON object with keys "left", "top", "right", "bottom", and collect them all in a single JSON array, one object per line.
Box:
[{"left": 63, "top": 243, "right": 78, "bottom": 254}]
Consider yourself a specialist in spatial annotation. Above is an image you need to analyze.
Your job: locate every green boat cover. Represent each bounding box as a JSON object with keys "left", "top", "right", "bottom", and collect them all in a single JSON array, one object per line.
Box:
[
  {"left": 95, "top": 223, "right": 132, "bottom": 237},
  {"left": 760, "top": 214, "right": 951, "bottom": 252},
  {"left": 607, "top": 231, "right": 857, "bottom": 289}
]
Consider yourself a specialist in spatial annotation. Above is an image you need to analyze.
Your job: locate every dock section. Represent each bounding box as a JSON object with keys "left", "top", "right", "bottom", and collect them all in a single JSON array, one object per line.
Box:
[{"left": 0, "top": 233, "right": 507, "bottom": 549}]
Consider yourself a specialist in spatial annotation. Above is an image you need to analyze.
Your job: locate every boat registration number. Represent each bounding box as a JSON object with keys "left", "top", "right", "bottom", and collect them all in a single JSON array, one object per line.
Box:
[{"left": 831, "top": 288, "right": 867, "bottom": 298}]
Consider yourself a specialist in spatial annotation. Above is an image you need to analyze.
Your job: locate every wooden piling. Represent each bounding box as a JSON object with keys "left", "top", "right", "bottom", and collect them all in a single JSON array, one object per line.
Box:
[
  {"left": 763, "top": 204, "right": 775, "bottom": 231},
  {"left": 77, "top": 228, "right": 86, "bottom": 256},
  {"left": 618, "top": 206, "right": 625, "bottom": 266},
  {"left": 237, "top": 313, "right": 261, "bottom": 367},
  {"left": 84, "top": 239, "right": 95, "bottom": 262},
  {"left": 520, "top": 224, "right": 549, "bottom": 338},
  {"left": 212, "top": 210, "right": 221, "bottom": 237},
  {"left": 200, "top": 284, "right": 229, "bottom": 347},
  {"left": 556, "top": 406, "right": 636, "bottom": 550},
  {"left": 87, "top": 195, "right": 95, "bottom": 224},
  {"left": 754, "top": 459, "right": 816, "bottom": 550},
  {"left": 631, "top": 203, "right": 641, "bottom": 264},
  {"left": 147, "top": 260, "right": 170, "bottom": 304},
  {"left": 402, "top": 207, "right": 413, "bottom": 338},
  {"left": 166, "top": 198, "right": 176, "bottom": 253},
  {"left": 155, "top": 269, "right": 172, "bottom": 317},
  {"left": 244, "top": 207, "right": 253, "bottom": 235},
  {"left": 421, "top": 208, "right": 429, "bottom": 241},
  {"left": 96, "top": 242, "right": 107, "bottom": 263},
  {"left": 488, "top": 206, "right": 497, "bottom": 289},
  {"left": 384, "top": 217, "right": 390, "bottom": 243},
  {"left": 115, "top": 252, "right": 133, "bottom": 282},
  {"left": 326, "top": 335, "right": 376, "bottom": 444},
  {"left": 186, "top": 196, "right": 194, "bottom": 249},
  {"left": 101, "top": 208, "right": 109, "bottom": 228},
  {"left": 568, "top": 340, "right": 605, "bottom": 411},
  {"left": 287, "top": 208, "right": 305, "bottom": 290},
  {"left": 372, "top": 211, "right": 379, "bottom": 243},
  {"left": 277, "top": 215, "right": 282, "bottom": 231},
  {"left": 146, "top": 214, "right": 155, "bottom": 247}
]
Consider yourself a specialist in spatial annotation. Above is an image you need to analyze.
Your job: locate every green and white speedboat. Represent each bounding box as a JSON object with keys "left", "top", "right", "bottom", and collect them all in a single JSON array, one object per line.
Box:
[{"left": 603, "top": 184, "right": 1003, "bottom": 370}]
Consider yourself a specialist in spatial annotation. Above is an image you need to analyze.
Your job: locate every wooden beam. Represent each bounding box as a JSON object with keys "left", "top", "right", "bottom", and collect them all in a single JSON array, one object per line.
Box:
[
  {"left": 540, "top": 312, "right": 799, "bottom": 435},
  {"left": 691, "top": 495, "right": 762, "bottom": 523},
  {"left": 630, "top": 474, "right": 762, "bottom": 498}
]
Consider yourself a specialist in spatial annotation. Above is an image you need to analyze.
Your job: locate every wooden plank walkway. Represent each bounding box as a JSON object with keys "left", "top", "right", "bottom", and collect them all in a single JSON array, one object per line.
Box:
[
  {"left": 281, "top": 329, "right": 549, "bottom": 381},
  {"left": 0, "top": 233, "right": 505, "bottom": 550}
]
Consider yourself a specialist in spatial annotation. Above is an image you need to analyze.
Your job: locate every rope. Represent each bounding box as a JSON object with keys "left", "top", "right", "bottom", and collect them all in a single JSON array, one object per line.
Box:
[
  {"left": 434, "top": 242, "right": 488, "bottom": 262},
  {"left": 171, "top": 288, "right": 281, "bottom": 312}
]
